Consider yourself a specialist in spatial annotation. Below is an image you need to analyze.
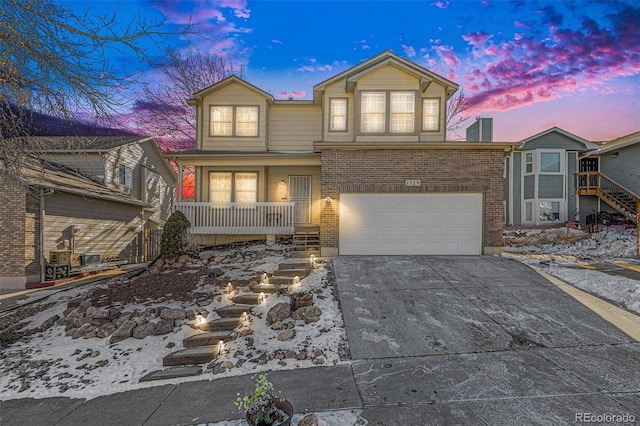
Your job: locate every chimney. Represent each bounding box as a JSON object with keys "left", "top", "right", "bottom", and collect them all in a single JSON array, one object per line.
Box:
[{"left": 466, "top": 117, "right": 493, "bottom": 142}]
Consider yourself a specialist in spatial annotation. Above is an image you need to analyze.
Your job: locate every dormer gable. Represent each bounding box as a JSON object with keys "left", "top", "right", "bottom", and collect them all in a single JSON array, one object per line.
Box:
[
  {"left": 188, "top": 75, "right": 274, "bottom": 106},
  {"left": 519, "top": 127, "right": 600, "bottom": 152}
]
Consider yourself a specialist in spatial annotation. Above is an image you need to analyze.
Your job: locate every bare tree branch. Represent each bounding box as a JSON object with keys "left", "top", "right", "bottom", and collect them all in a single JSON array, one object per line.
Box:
[
  {"left": 132, "top": 48, "right": 244, "bottom": 151},
  {"left": 446, "top": 89, "right": 471, "bottom": 140}
]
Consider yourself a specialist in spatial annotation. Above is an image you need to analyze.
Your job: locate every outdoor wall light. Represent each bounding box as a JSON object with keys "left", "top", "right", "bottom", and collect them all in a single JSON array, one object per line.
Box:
[
  {"left": 325, "top": 196, "right": 332, "bottom": 203},
  {"left": 280, "top": 179, "right": 286, "bottom": 185}
]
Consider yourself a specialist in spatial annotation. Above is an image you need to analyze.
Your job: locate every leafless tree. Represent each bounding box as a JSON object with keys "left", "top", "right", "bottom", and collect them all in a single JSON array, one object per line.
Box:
[
  {"left": 132, "top": 49, "right": 244, "bottom": 152},
  {"left": 446, "top": 89, "right": 471, "bottom": 140},
  {"left": 0, "top": 0, "right": 184, "bottom": 174}
]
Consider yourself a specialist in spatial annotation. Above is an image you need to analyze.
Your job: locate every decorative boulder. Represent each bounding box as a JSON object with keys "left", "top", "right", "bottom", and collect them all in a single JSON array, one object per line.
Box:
[
  {"left": 109, "top": 320, "right": 137, "bottom": 344},
  {"left": 291, "top": 305, "right": 322, "bottom": 323},
  {"left": 266, "top": 302, "right": 291, "bottom": 325}
]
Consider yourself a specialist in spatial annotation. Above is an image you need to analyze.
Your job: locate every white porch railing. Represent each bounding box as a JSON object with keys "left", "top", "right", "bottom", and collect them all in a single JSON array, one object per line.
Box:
[{"left": 174, "top": 202, "right": 295, "bottom": 235}]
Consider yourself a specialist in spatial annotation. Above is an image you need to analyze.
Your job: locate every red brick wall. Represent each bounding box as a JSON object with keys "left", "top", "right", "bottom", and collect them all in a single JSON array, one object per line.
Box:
[{"left": 320, "top": 148, "right": 505, "bottom": 253}]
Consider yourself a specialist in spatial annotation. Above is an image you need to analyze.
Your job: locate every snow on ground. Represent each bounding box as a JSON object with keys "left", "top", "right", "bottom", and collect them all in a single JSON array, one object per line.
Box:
[
  {"left": 0, "top": 245, "right": 349, "bottom": 404},
  {"left": 503, "top": 226, "right": 640, "bottom": 315},
  {"left": 201, "top": 409, "right": 364, "bottom": 426}
]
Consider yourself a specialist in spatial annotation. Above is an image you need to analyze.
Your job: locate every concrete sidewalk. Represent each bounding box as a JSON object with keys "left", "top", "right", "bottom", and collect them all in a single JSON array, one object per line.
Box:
[{"left": 2, "top": 256, "right": 639, "bottom": 425}]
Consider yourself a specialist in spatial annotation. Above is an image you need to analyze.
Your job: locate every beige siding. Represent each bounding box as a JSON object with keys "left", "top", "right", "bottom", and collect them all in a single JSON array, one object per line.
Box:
[
  {"left": 268, "top": 104, "right": 321, "bottom": 151},
  {"left": 41, "top": 153, "right": 105, "bottom": 182},
  {"left": 357, "top": 66, "right": 419, "bottom": 91},
  {"left": 198, "top": 166, "right": 266, "bottom": 202},
  {"left": 200, "top": 83, "right": 268, "bottom": 151},
  {"left": 266, "top": 166, "right": 321, "bottom": 225},
  {"left": 420, "top": 84, "right": 447, "bottom": 142},
  {"left": 323, "top": 82, "right": 355, "bottom": 143},
  {"left": 138, "top": 140, "right": 176, "bottom": 222},
  {"left": 104, "top": 143, "right": 144, "bottom": 199},
  {"left": 44, "top": 192, "right": 144, "bottom": 263}
]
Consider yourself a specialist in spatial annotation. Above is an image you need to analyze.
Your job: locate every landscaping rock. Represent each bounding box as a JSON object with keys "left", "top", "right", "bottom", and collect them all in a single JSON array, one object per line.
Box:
[
  {"left": 208, "top": 267, "right": 224, "bottom": 278},
  {"left": 153, "top": 319, "right": 174, "bottom": 335},
  {"left": 132, "top": 323, "right": 155, "bottom": 339},
  {"left": 160, "top": 308, "right": 186, "bottom": 320},
  {"left": 109, "top": 320, "right": 136, "bottom": 344},
  {"left": 299, "top": 414, "right": 319, "bottom": 426},
  {"left": 277, "top": 330, "right": 295, "bottom": 341},
  {"left": 291, "top": 305, "right": 322, "bottom": 323},
  {"left": 96, "top": 323, "right": 117, "bottom": 338},
  {"left": 266, "top": 302, "right": 291, "bottom": 325},
  {"left": 39, "top": 315, "right": 60, "bottom": 332}
]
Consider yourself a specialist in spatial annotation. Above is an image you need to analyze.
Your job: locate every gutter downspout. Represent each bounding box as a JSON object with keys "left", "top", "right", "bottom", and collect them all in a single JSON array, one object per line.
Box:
[{"left": 39, "top": 188, "right": 46, "bottom": 282}]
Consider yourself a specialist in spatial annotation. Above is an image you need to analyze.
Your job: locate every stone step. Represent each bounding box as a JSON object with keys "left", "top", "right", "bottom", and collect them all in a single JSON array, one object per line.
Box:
[
  {"left": 250, "top": 283, "right": 279, "bottom": 294},
  {"left": 198, "top": 317, "right": 243, "bottom": 331},
  {"left": 268, "top": 276, "right": 296, "bottom": 285},
  {"left": 290, "top": 250, "right": 320, "bottom": 258},
  {"left": 139, "top": 366, "right": 202, "bottom": 382},
  {"left": 183, "top": 330, "right": 234, "bottom": 348},
  {"left": 232, "top": 293, "right": 264, "bottom": 305},
  {"left": 216, "top": 304, "right": 254, "bottom": 318},
  {"left": 163, "top": 346, "right": 220, "bottom": 367},
  {"left": 275, "top": 269, "right": 310, "bottom": 277},
  {"left": 279, "top": 262, "right": 313, "bottom": 270}
]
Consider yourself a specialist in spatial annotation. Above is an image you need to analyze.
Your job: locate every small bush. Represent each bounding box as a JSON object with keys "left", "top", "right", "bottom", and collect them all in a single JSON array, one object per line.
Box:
[{"left": 161, "top": 210, "right": 191, "bottom": 260}]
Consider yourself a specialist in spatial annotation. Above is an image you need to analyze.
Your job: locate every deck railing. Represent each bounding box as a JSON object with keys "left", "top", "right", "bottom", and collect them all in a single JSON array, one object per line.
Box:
[
  {"left": 174, "top": 202, "right": 296, "bottom": 234},
  {"left": 574, "top": 171, "right": 639, "bottom": 222}
]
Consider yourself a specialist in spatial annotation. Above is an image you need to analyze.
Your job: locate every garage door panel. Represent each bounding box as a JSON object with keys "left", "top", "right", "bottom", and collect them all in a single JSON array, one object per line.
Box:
[{"left": 339, "top": 193, "right": 482, "bottom": 255}]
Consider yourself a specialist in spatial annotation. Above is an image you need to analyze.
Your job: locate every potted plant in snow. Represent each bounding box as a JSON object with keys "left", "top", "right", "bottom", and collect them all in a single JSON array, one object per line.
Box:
[
  {"left": 235, "top": 374, "right": 293, "bottom": 426},
  {"left": 289, "top": 290, "right": 314, "bottom": 310}
]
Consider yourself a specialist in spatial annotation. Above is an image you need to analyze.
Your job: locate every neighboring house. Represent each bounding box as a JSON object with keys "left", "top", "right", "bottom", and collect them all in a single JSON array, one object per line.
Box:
[
  {"left": 505, "top": 127, "right": 600, "bottom": 226},
  {"left": 170, "top": 51, "right": 517, "bottom": 257},
  {"left": 0, "top": 136, "right": 176, "bottom": 289},
  {"left": 575, "top": 130, "right": 640, "bottom": 225}
]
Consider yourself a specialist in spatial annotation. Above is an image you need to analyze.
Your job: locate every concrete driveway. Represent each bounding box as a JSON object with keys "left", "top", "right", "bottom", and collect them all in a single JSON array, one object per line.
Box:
[{"left": 333, "top": 256, "right": 640, "bottom": 424}]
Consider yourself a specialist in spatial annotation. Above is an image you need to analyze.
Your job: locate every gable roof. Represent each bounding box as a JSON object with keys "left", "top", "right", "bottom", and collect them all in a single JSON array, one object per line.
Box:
[
  {"left": 519, "top": 127, "right": 600, "bottom": 151},
  {"left": 31, "top": 136, "right": 148, "bottom": 152},
  {"left": 598, "top": 130, "right": 640, "bottom": 154},
  {"left": 313, "top": 50, "right": 459, "bottom": 102},
  {"left": 188, "top": 75, "right": 275, "bottom": 105},
  {"left": 8, "top": 157, "right": 148, "bottom": 207}
]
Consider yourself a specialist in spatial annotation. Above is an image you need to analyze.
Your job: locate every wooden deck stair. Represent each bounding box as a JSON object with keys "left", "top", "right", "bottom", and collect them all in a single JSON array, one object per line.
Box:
[
  {"left": 141, "top": 256, "right": 316, "bottom": 382},
  {"left": 575, "top": 171, "right": 639, "bottom": 224},
  {"left": 291, "top": 225, "right": 320, "bottom": 258}
]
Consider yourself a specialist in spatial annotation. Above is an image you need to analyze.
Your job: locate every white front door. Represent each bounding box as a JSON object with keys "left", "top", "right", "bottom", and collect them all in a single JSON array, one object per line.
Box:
[
  {"left": 289, "top": 176, "right": 312, "bottom": 223},
  {"left": 339, "top": 193, "right": 483, "bottom": 255}
]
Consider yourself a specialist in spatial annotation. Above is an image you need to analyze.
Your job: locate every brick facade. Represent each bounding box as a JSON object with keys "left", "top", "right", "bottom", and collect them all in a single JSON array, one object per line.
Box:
[
  {"left": 319, "top": 148, "right": 506, "bottom": 255},
  {"left": 0, "top": 172, "right": 41, "bottom": 285}
]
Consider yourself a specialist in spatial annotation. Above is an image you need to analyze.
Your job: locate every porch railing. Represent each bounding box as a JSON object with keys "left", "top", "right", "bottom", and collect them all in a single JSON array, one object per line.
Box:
[
  {"left": 174, "top": 202, "right": 296, "bottom": 234},
  {"left": 574, "top": 171, "right": 639, "bottom": 222}
]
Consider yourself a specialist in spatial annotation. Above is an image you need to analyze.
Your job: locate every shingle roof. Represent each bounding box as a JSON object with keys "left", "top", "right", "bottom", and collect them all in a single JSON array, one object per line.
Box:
[
  {"left": 29, "top": 136, "right": 151, "bottom": 152},
  {"left": 598, "top": 130, "right": 640, "bottom": 154},
  {"left": 12, "top": 157, "right": 149, "bottom": 207}
]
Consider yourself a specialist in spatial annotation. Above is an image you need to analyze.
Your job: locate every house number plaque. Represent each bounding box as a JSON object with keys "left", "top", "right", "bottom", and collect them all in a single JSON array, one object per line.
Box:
[{"left": 405, "top": 180, "right": 421, "bottom": 186}]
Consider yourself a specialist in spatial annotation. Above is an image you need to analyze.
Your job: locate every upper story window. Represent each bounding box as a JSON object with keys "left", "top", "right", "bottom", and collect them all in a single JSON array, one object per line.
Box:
[
  {"left": 422, "top": 99, "right": 440, "bottom": 131},
  {"left": 210, "top": 106, "right": 259, "bottom": 137},
  {"left": 524, "top": 152, "right": 533, "bottom": 174},
  {"left": 118, "top": 163, "right": 132, "bottom": 188},
  {"left": 361, "top": 92, "right": 386, "bottom": 133},
  {"left": 390, "top": 93, "right": 414, "bottom": 133},
  {"left": 540, "top": 152, "right": 561, "bottom": 173},
  {"left": 209, "top": 172, "right": 257, "bottom": 203},
  {"left": 329, "top": 98, "right": 347, "bottom": 131}
]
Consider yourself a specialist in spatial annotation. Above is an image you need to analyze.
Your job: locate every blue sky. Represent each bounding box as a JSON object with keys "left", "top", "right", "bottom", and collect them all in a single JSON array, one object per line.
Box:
[{"left": 64, "top": 0, "right": 640, "bottom": 142}]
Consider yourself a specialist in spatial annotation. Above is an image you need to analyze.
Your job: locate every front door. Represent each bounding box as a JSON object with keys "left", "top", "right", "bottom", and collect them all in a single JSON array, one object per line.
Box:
[{"left": 289, "top": 176, "right": 311, "bottom": 223}]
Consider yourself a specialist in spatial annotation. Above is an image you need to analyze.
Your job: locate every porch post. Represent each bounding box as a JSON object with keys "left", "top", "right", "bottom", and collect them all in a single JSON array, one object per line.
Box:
[{"left": 178, "top": 165, "right": 183, "bottom": 202}]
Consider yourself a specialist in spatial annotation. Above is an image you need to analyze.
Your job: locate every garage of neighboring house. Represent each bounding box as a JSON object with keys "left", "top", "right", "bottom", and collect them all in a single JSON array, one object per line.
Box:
[{"left": 339, "top": 193, "right": 483, "bottom": 255}]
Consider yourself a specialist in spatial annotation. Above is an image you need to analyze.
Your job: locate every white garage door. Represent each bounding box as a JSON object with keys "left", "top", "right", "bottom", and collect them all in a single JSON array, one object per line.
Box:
[{"left": 339, "top": 193, "right": 483, "bottom": 255}]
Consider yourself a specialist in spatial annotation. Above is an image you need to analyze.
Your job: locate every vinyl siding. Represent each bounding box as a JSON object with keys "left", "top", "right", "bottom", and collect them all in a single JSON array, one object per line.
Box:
[
  {"left": 323, "top": 82, "right": 355, "bottom": 143},
  {"left": 538, "top": 175, "right": 564, "bottom": 198},
  {"left": 104, "top": 143, "right": 144, "bottom": 199},
  {"left": 567, "top": 152, "right": 577, "bottom": 220},
  {"left": 266, "top": 166, "right": 321, "bottom": 224},
  {"left": 44, "top": 192, "right": 143, "bottom": 263},
  {"left": 421, "top": 84, "right": 447, "bottom": 141},
  {"left": 523, "top": 175, "right": 535, "bottom": 199},
  {"left": 138, "top": 140, "right": 176, "bottom": 222},
  {"left": 200, "top": 83, "right": 268, "bottom": 151},
  {"left": 520, "top": 132, "right": 588, "bottom": 151},
  {"left": 513, "top": 152, "right": 522, "bottom": 224},
  {"left": 504, "top": 156, "right": 509, "bottom": 222},
  {"left": 198, "top": 166, "right": 266, "bottom": 202},
  {"left": 600, "top": 144, "right": 640, "bottom": 195},
  {"left": 268, "top": 104, "right": 321, "bottom": 151},
  {"left": 357, "top": 66, "right": 418, "bottom": 91}
]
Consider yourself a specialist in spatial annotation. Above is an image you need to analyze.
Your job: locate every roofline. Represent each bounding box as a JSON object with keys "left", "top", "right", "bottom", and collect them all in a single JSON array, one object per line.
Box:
[
  {"left": 313, "top": 141, "right": 518, "bottom": 152},
  {"left": 189, "top": 75, "right": 275, "bottom": 104},
  {"left": 519, "top": 127, "right": 600, "bottom": 151},
  {"left": 34, "top": 136, "right": 155, "bottom": 153}
]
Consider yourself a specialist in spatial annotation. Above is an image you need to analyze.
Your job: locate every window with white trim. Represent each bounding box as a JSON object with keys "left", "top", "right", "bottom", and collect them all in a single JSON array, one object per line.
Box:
[
  {"left": 361, "top": 92, "right": 386, "bottom": 133},
  {"left": 118, "top": 163, "right": 132, "bottom": 188},
  {"left": 209, "top": 172, "right": 257, "bottom": 203},
  {"left": 210, "top": 106, "right": 259, "bottom": 137},
  {"left": 525, "top": 201, "right": 533, "bottom": 222},
  {"left": 540, "top": 152, "right": 560, "bottom": 173},
  {"left": 525, "top": 152, "right": 533, "bottom": 174},
  {"left": 422, "top": 99, "right": 440, "bottom": 131},
  {"left": 329, "top": 98, "right": 347, "bottom": 131},
  {"left": 390, "top": 92, "right": 414, "bottom": 133},
  {"left": 539, "top": 201, "right": 560, "bottom": 221}
]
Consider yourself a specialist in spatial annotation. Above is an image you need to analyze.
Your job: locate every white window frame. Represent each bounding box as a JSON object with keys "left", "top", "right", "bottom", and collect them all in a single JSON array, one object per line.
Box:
[
  {"left": 538, "top": 150, "right": 564, "bottom": 175},
  {"left": 422, "top": 98, "right": 440, "bottom": 131},
  {"left": 538, "top": 200, "right": 563, "bottom": 223},
  {"left": 524, "top": 201, "right": 533, "bottom": 223},
  {"left": 210, "top": 106, "right": 233, "bottom": 136},
  {"left": 390, "top": 92, "right": 415, "bottom": 133},
  {"left": 210, "top": 106, "right": 259, "bottom": 137},
  {"left": 524, "top": 151, "right": 534, "bottom": 175},
  {"left": 360, "top": 92, "right": 386, "bottom": 133},
  {"left": 118, "top": 163, "right": 133, "bottom": 188},
  {"left": 209, "top": 172, "right": 258, "bottom": 203},
  {"left": 329, "top": 98, "right": 348, "bottom": 132}
]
